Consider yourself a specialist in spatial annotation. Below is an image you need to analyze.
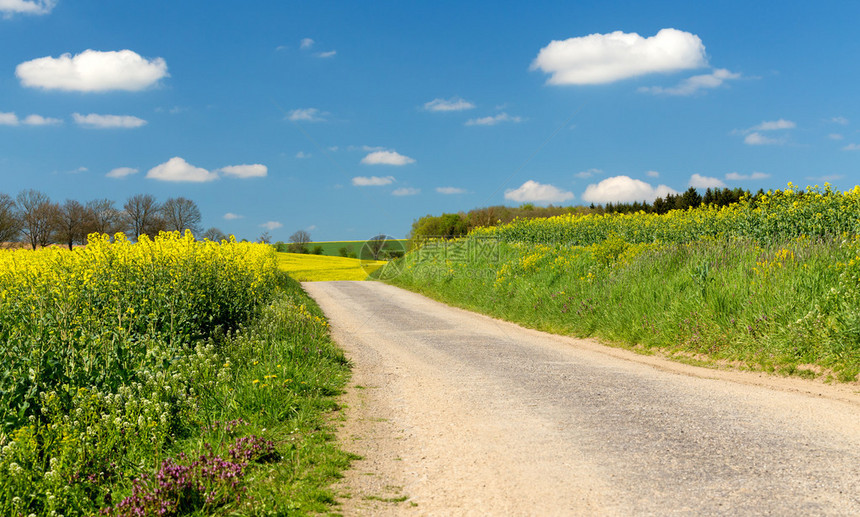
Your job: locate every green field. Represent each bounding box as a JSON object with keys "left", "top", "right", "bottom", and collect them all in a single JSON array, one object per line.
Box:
[{"left": 282, "top": 239, "right": 408, "bottom": 257}]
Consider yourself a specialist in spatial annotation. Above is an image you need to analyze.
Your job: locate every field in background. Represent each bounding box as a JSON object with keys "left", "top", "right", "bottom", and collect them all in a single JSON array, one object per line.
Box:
[
  {"left": 277, "top": 252, "right": 387, "bottom": 281},
  {"left": 297, "top": 239, "right": 408, "bottom": 257}
]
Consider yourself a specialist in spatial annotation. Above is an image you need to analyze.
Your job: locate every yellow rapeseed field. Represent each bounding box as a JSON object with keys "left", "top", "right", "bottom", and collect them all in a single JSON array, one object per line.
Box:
[{"left": 276, "top": 252, "right": 387, "bottom": 281}]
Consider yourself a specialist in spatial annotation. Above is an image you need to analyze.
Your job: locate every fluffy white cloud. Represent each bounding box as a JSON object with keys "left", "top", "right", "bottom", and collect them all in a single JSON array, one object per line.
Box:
[
  {"left": 287, "top": 108, "right": 326, "bottom": 122},
  {"left": 17, "top": 50, "right": 168, "bottom": 92},
  {"left": 315, "top": 50, "right": 336, "bottom": 58},
  {"left": 392, "top": 187, "right": 420, "bottom": 196},
  {"left": 300, "top": 38, "right": 314, "bottom": 49},
  {"left": 505, "top": 180, "right": 574, "bottom": 205},
  {"left": 744, "top": 132, "right": 780, "bottom": 145},
  {"left": 0, "top": 0, "right": 55, "bottom": 15},
  {"left": 582, "top": 176, "right": 677, "bottom": 204},
  {"left": 829, "top": 133, "right": 844, "bottom": 140},
  {"left": 465, "top": 112, "right": 522, "bottom": 126},
  {"left": 217, "top": 164, "right": 267, "bottom": 179},
  {"left": 531, "top": 28, "right": 706, "bottom": 85},
  {"left": 646, "top": 170, "right": 660, "bottom": 178},
  {"left": 0, "top": 112, "right": 17, "bottom": 125},
  {"left": 844, "top": 143, "right": 860, "bottom": 151},
  {"left": 146, "top": 157, "right": 218, "bottom": 183},
  {"left": 575, "top": 168, "right": 602, "bottom": 179},
  {"left": 260, "top": 221, "right": 283, "bottom": 230},
  {"left": 352, "top": 176, "right": 395, "bottom": 186},
  {"left": 424, "top": 97, "right": 475, "bottom": 112},
  {"left": 0, "top": 112, "right": 61, "bottom": 125},
  {"left": 640, "top": 68, "right": 740, "bottom": 96},
  {"left": 436, "top": 187, "right": 466, "bottom": 194},
  {"left": 73, "top": 113, "right": 146, "bottom": 128},
  {"left": 223, "top": 212, "right": 243, "bottom": 220},
  {"left": 689, "top": 174, "right": 726, "bottom": 189},
  {"left": 725, "top": 171, "right": 770, "bottom": 180},
  {"left": 106, "top": 167, "right": 138, "bottom": 178},
  {"left": 361, "top": 150, "right": 415, "bottom": 166},
  {"left": 751, "top": 119, "right": 795, "bottom": 131}
]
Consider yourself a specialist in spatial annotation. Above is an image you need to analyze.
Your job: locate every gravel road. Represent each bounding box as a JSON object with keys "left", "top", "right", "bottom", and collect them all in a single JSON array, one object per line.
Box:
[{"left": 303, "top": 281, "right": 860, "bottom": 516}]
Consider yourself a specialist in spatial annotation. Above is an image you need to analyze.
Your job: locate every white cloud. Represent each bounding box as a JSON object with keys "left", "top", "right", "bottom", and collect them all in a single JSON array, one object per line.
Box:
[
  {"left": 0, "top": 0, "right": 55, "bottom": 16},
  {"left": 17, "top": 49, "right": 168, "bottom": 92},
  {"left": 73, "top": 112, "right": 146, "bottom": 128},
  {"left": 844, "top": 143, "right": 860, "bottom": 151},
  {"left": 531, "top": 28, "right": 707, "bottom": 85},
  {"left": 751, "top": 119, "right": 795, "bottom": 131},
  {"left": 146, "top": 157, "right": 218, "bottom": 183},
  {"left": 505, "top": 180, "right": 574, "bottom": 205},
  {"left": 217, "top": 164, "right": 267, "bottom": 179},
  {"left": 424, "top": 97, "right": 475, "bottom": 112},
  {"left": 22, "top": 114, "right": 61, "bottom": 125},
  {"left": 575, "top": 168, "right": 602, "bottom": 179},
  {"left": 640, "top": 68, "right": 740, "bottom": 96},
  {"left": 260, "top": 221, "right": 283, "bottom": 230},
  {"left": 361, "top": 150, "right": 415, "bottom": 166},
  {"left": 725, "top": 171, "right": 770, "bottom": 181},
  {"left": 392, "top": 187, "right": 420, "bottom": 196},
  {"left": 646, "top": 170, "right": 660, "bottom": 178},
  {"left": 300, "top": 38, "right": 314, "bottom": 49},
  {"left": 831, "top": 116, "right": 849, "bottom": 125},
  {"left": 315, "top": 50, "right": 336, "bottom": 58},
  {"left": 296, "top": 151, "right": 311, "bottom": 159},
  {"left": 436, "top": 187, "right": 467, "bottom": 194},
  {"left": 223, "top": 212, "right": 243, "bottom": 220},
  {"left": 106, "top": 167, "right": 138, "bottom": 178},
  {"left": 352, "top": 176, "right": 395, "bottom": 186},
  {"left": 829, "top": 133, "right": 844, "bottom": 140},
  {"left": 0, "top": 112, "right": 18, "bottom": 125},
  {"left": 287, "top": 108, "right": 326, "bottom": 122},
  {"left": 465, "top": 112, "right": 522, "bottom": 126},
  {"left": 689, "top": 173, "right": 726, "bottom": 189},
  {"left": 582, "top": 175, "right": 678, "bottom": 204},
  {"left": 744, "top": 132, "right": 781, "bottom": 145}
]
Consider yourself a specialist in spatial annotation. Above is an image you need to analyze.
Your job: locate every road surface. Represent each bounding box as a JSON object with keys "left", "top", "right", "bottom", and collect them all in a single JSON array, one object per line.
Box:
[{"left": 303, "top": 281, "right": 860, "bottom": 516}]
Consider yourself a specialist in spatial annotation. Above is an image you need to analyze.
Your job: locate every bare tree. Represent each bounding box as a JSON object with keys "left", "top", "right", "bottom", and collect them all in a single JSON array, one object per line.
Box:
[
  {"left": 201, "top": 227, "right": 227, "bottom": 242},
  {"left": 54, "top": 199, "right": 90, "bottom": 250},
  {"left": 16, "top": 189, "right": 57, "bottom": 250},
  {"left": 258, "top": 231, "right": 272, "bottom": 244},
  {"left": 0, "top": 193, "right": 20, "bottom": 246},
  {"left": 288, "top": 230, "right": 310, "bottom": 253},
  {"left": 123, "top": 194, "right": 164, "bottom": 240},
  {"left": 161, "top": 197, "right": 202, "bottom": 236},
  {"left": 85, "top": 198, "right": 123, "bottom": 238}
]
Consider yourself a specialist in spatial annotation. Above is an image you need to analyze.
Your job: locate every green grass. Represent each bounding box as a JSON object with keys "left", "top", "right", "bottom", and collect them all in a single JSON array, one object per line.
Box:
[
  {"left": 294, "top": 240, "right": 408, "bottom": 258},
  {"left": 379, "top": 236, "right": 860, "bottom": 383}
]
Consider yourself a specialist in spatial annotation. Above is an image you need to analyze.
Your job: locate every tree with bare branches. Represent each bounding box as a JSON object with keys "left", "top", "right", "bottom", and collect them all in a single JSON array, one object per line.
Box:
[
  {"left": 16, "top": 189, "right": 57, "bottom": 250},
  {"left": 161, "top": 197, "right": 202, "bottom": 236},
  {"left": 85, "top": 198, "right": 123, "bottom": 237},
  {"left": 0, "top": 192, "right": 20, "bottom": 246},
  {"left": 123, "top": 194, "right": 164, "bottom": 240},
  {"left": 54, "top": 199, "right": 90, "bottom": 250}
]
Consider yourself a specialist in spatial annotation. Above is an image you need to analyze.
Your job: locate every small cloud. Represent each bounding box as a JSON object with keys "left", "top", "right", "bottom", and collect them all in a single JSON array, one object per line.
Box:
[
  {"left": 73, "top": 112, "right": 146, "bottom": 129},
  {"left": 327, "top": 146, "right": 339, "bottom": 152},
  {"left": 295, "top": 151, "right": 311, "bottom": 159},
  {"left": 392, "top": 187, "right": 420, "bottom": 196},
  {"left": 831, "top": 116, "right": 849, "bottom": 125},
  {"left": 575, "top": 168, "right": 602, "bottom": 179},
  {"left": 646, "top": 170, "right": 660, "bottom": 178},
  {"left": 725, "top": 171, "right": 770, "bottom": 181},
  {"left": 639, "top": 68, "right": 740, "bottom": 96},
  {"left": 315, "top": 50, "right": 336, "bottom": 58},
  {"left": 436, "top": 187, "right": 467, "bottom": 194},
  {"left": 805, "top": 174, "right": 844, "bottom": 182},
  {"left": 260, "top": 221, "right": 283, "bottom": 230},
  {"left": 582, "top": 175, "right": 678, "bottom": 204},
  {"left": 67, "top": 166, "right": 87, "bottom": 174},
  {"left": 217, "top": 164, "right": 267, "bottom": 179},
  {"left": 424, "top": 97, "right": 476, "bottom": 112},
  {"left": 352, "top": 176, "right": 395, "bottom": 186},
  {"left": 306, "top": 224, "right": 317, "bottom": 231},
  {"left": 843, "top": 143, "right": 860, "bottom": 151},
  {"left": 689, "top": 173, "right": 727, "bottom": 189},
  {"left": 361, "top": 150, "right": 415, "bottom": 166},
  {"left": 531, "top": 28, "right": 707, "bottom": 85},
  {"left": 287, "top": 108, "right": 327, "bottom": 122},
  {"left": 465, "top": 112, "right": 522, "bottom": 126},
  {"left": 223, "top": 212, "right": 243, "bottom": 220},
  {"left": 17, "top": 49, "right": 168, "bottom": 92},
  {"left": 300, "top": 38, "right": 314, "bottom": 49},
  {"left": 106, "top": 167, "right": 138, "bottom": 179},
  {"left": 828, "top": 133, "right": 844, "bottom": 140},
  {"left": 22, "top": 114, "right": 62, "bottom": 126},
  {"left": 0, "top": 112, "right": 18, "bottom": 125},
  {"left": 744, "top": 132, "right": 781, "bottom": 146},
  {"left": 751, "top": 119, "right": 796, "bottom": 131},
  {"left": 505, "top": 180, "right": 574, "bottom": 205},
  {"left": 0, "top": 0, "right": 56, "bottom": 16},
  {"left": 146, "top": 157, "right": 218, "bottom": 183}
]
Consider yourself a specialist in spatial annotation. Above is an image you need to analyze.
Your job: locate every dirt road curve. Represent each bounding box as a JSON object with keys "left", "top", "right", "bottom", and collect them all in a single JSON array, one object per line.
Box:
[{"left": 303, "top": 281, "right": 860, "bottom": 516}]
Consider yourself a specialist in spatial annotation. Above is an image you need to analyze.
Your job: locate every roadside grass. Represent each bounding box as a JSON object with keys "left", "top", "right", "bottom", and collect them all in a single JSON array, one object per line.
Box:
[
  {"left": 379, "top": 235, "right": 860, "bottom": 383},
  {"left": 277, "top": 252, "right": 386, "bottom": 281}
]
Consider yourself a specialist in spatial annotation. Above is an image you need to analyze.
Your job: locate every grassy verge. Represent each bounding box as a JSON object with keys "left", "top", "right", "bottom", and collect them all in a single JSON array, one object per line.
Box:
[
  {"left": 277, "top": 252, "right": 386, "bottom": 281},
  {"left": 379, "top": 235, "right": 860, "bottom": 383}
]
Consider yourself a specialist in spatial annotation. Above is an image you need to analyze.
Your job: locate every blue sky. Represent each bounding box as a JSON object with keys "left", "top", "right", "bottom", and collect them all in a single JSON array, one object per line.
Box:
[{"left": 1, "top": 1, "right": 858, "bottom": 241}]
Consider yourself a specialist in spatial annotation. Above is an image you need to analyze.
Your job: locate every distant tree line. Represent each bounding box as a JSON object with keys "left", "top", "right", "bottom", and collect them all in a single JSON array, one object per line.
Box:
[
  {"left": 0, "top": 189, "right": 228, "bottom": 249},
  {"left": 409, "top": 187, "right": 756, "bottom": 241}
]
